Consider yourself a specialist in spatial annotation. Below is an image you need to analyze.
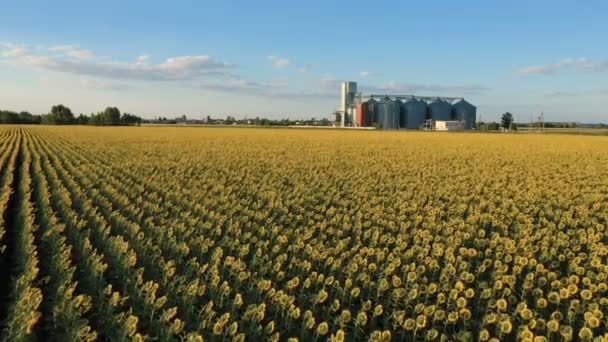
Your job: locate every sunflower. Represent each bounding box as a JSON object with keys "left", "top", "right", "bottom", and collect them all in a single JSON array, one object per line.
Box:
[
  {"left": 316, "top": 322, "right": 329, "bottom": 336},
  {"left": 577, "top": 327, "right": 593, "bottom": 340},
  {"left": 580, "top": 289, "right": 592, "bottom": 301},
  {"left": 403, "top": 318, "right": 416, "bottom": 331},
  {"left": 316, "top": 289, "right": 328, "bottom": 304},
  {"left": 496, "top": 299, "right": 507, "bottom": 312},
  {"left": 456, "top": 297, "right": 467, "bottom": 309},
  {"left": 373, "top": 304, "right": 383, "bottom": 317},
  {"left": 497, "top": 319, "right": 512, "bottom": 335},
  {"left": 426, "top": 329, "right": 439, "bottom": 340},
  {"left": 479, "top": 329, "right": 490, "bottom": 341},
  {"left": 459, "top": 308, "right": 472, "bottom": 321},
  {"left": 330, "top": 329, "right": 345, "bottom": 342}
]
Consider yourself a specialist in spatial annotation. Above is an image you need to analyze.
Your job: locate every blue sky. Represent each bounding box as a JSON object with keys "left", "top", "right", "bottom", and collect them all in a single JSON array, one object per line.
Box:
[{"left": 1, "top": 0, "right": 607, "bottom": 122}]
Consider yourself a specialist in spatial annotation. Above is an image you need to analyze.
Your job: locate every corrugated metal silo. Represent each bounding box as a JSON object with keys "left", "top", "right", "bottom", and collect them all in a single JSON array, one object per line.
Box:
[
  {"left": 402, "top": 99, "right": 427, "bottom": 128},
  {"left": 367, "top": 98, "right": 379, "bottom": 125},
  {"left": 378, "top": 98, "right": 400, "bottom": 129},
  {"left": 393, "top": 99, "right": 402, "bottom": 129},
  {"left": 399, "top": 100, "right": 407, "bottom": 128},
  {"left": 467, "top": 108, "right": 477, "bottom": 129},
  {"left": 346, "top": 107, "right": 355, "bottom": 125},
  {"left": 428, "top": 99, "right": 453, "bottom": 121},
  {"left": 357, "top": 102, "right": 370, "bottom": 127},
  {"left": 452, "top": 99, "right": 477, "bottom": 129}
]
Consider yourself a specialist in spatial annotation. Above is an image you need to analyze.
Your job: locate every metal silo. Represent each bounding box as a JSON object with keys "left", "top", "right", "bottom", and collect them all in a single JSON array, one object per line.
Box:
[
  {"left": 378, "top": 98, "right": 399, "bottom": 129},
  {"left": 399, "top": 99, "right": 407, "bottom": 128},
  {"left": 357, "top": 101, "right": 374, "bottom": 127},
  {"left": 393, "top": 99, "right": 402, "bottom": 129},
  {"left": 367, "top": 98, "right": 379, "bottom": 125},
  {"left": 402, "top": 99, "right": 427, "bottom": 129},
  {"left": 346, "top": 107, "right": 355, "bottom": 125},
  {"left": 428, "top": 99, "right": 452, "bottom": 121},
  {"left": 452, "top": 99, "right": 477, "bottom": 129},
  {"left": 467, "top": 108, "right": 477, "bottom": 129}
]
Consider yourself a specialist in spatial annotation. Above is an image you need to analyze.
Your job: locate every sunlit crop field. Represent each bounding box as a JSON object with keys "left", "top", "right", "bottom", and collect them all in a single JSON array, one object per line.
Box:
[{"left": 1, "top": 126, "right": 607, "bottom": 341}]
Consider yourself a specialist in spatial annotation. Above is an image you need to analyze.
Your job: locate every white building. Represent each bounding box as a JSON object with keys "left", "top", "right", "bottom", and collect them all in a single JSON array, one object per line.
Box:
[{"left": 434, "top": 120, "right": 463, "bottom": 131}]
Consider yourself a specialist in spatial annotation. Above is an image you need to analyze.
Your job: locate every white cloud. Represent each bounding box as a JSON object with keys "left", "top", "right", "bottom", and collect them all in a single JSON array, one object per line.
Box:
[
  {"left": 517, "top": 58, "right": 608, "bottom": 76},
  {"left": 298, "top": 63, "right": 316, "bottom": 73},
  {"left": 48, "top": 45, "right": 75, "bottom": 51},
  {"left": 318, "top": 75, "right": 341, "bottom": 90},
  {"left": 68, "top": 49, "right": 95, "bottom": 59},
  {"left": 1, "top": 43, "right": 27, "bottom": 57},
  {"left": 48, "top": 44, "right": 95, "bottom": 59},
  {"left": 79, "top": 78, "right": 131, "bottom": 91},
  {"left": 1, "top": 42, "right": 236, "bottom": 82},
  {"left": 39, "top": 74, "right": 130, "bottom": 91},
  {"left": 595, "top": 89, "right": 608, "bottom": 95},
  {"left": 363, "top": 82, "right": 488, "bottom": 95},
  {"left": 269, "top": 76, "right": 289, "bottom": 88},
  {"left": 136, "top": 55, "right": 149, "bottom": 65},
  {"left": 545, "top": 91, "right": 577, "bottom": 97},
  {"left": 360, "top": 71, "right": 383, "bottom": 77},
  {"left": 2, "top": 46, "right": 26, "bottom": 57},
  {"left": 194, "top": 76, "right": 334, "bottom": 99},
  {"left": 267, "top": 55, "right": 290, "bottom": 68}
]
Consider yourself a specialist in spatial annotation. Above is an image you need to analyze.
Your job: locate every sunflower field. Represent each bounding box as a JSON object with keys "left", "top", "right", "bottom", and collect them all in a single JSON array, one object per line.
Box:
[{"left": 0, "top": 125, "right": 607, "bottom": 341}]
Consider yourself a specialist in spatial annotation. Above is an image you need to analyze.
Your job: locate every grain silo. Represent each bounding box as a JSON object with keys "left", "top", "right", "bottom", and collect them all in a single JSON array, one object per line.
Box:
[
  {"left": 367, "top": 98, "right": 379, "bottom": 125},
  {"left": 333, "top": 81, "right": 477, "bottom": 129},
  {"left": 401, "top": 99, "right": 427, "bottom": 129},
  {"left": 377, "top": 98, "right": 400, "bottom": 129},
  {"left": 399, "top": 101, "right": 407, "bottom": 128},
  {"left": 346, "top": 107, "right": 355, "bottom": 125},
  {"left": 452, "top": 99, "right": 477, "bottom": 129},
  {"left": 393, "top": 99, "right": 402, "bottom": 128},
  {"left": 428, "top": 99, "right": 452, "bottom": 121},
  {"left": 356, "top": 101, "right": 370, "bottom": 127}
]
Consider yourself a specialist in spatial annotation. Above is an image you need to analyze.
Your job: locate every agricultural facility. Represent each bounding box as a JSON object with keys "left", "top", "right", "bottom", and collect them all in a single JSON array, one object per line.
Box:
[{"left": 334, "top": 81, "right": 477, "bottom": 130}]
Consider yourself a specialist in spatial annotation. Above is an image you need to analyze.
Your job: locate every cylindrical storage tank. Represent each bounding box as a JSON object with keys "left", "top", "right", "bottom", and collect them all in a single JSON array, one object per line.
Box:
[
  {"left": 393, "top": 99, "right": 402, "bottom": 129},
  {"left": 452, "top": 99, "right": 477, "bottom": 129},
  {"left": 402, "top": 99, "right": 427, "bottom": 128},
  {"left": 377, "top": 98, "right": 400, "bottom": 129},
  {"left": 467, "top": 109, "right": 477, "bottom": 129},
  {"left": 367, "top": 98, "right": 379, "bottom": 125},
  {"left": 346, "top": 107, "right": 354, "bottom": 125},
  {"left": 428, "top": 99, "right": 452, "bottom": 121},
  {"left": 357, "top": 102, "right": 370, "bottom": 127},
  {"left": 399, "top": 99, "right": 407, "bottom": 127}
]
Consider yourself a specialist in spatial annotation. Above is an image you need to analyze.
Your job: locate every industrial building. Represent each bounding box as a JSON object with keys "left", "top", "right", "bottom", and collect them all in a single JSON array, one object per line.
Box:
[{"left": 333, "top": 81, "right": 477, "bottom": 130}]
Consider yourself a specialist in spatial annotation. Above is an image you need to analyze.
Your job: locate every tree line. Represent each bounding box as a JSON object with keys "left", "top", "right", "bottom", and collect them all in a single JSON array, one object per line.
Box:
[{"left": 1, "top": 105, "right": 142, "bottom": 126}]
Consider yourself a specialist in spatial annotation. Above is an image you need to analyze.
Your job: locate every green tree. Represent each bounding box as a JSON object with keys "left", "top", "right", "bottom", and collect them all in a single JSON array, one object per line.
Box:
[
  {"left": 42, "top": 104, "right": 75, "bottom": 124},
  {"left": 501, "top": 112, "right": 514, "bottom": 130},
  {"left": 488, "top": 122, "right": 500, "bottom": 130},
  {"left": 76, "top": 114, "right": 90, "bottom": 125},
  {"left": 121, "top": 113, "right": 142, "bottom": 126},
  {"left": 1, "top": 110, "right": 17, "bottom": 124},
  {"left": 102, "top": 107, "right": 121, "bottom": 125}
]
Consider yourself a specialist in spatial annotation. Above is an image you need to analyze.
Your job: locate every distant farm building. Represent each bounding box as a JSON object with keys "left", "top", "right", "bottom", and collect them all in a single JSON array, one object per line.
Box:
[{"left": 334, "top": 81, "right": 477, "bottom": 129}]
